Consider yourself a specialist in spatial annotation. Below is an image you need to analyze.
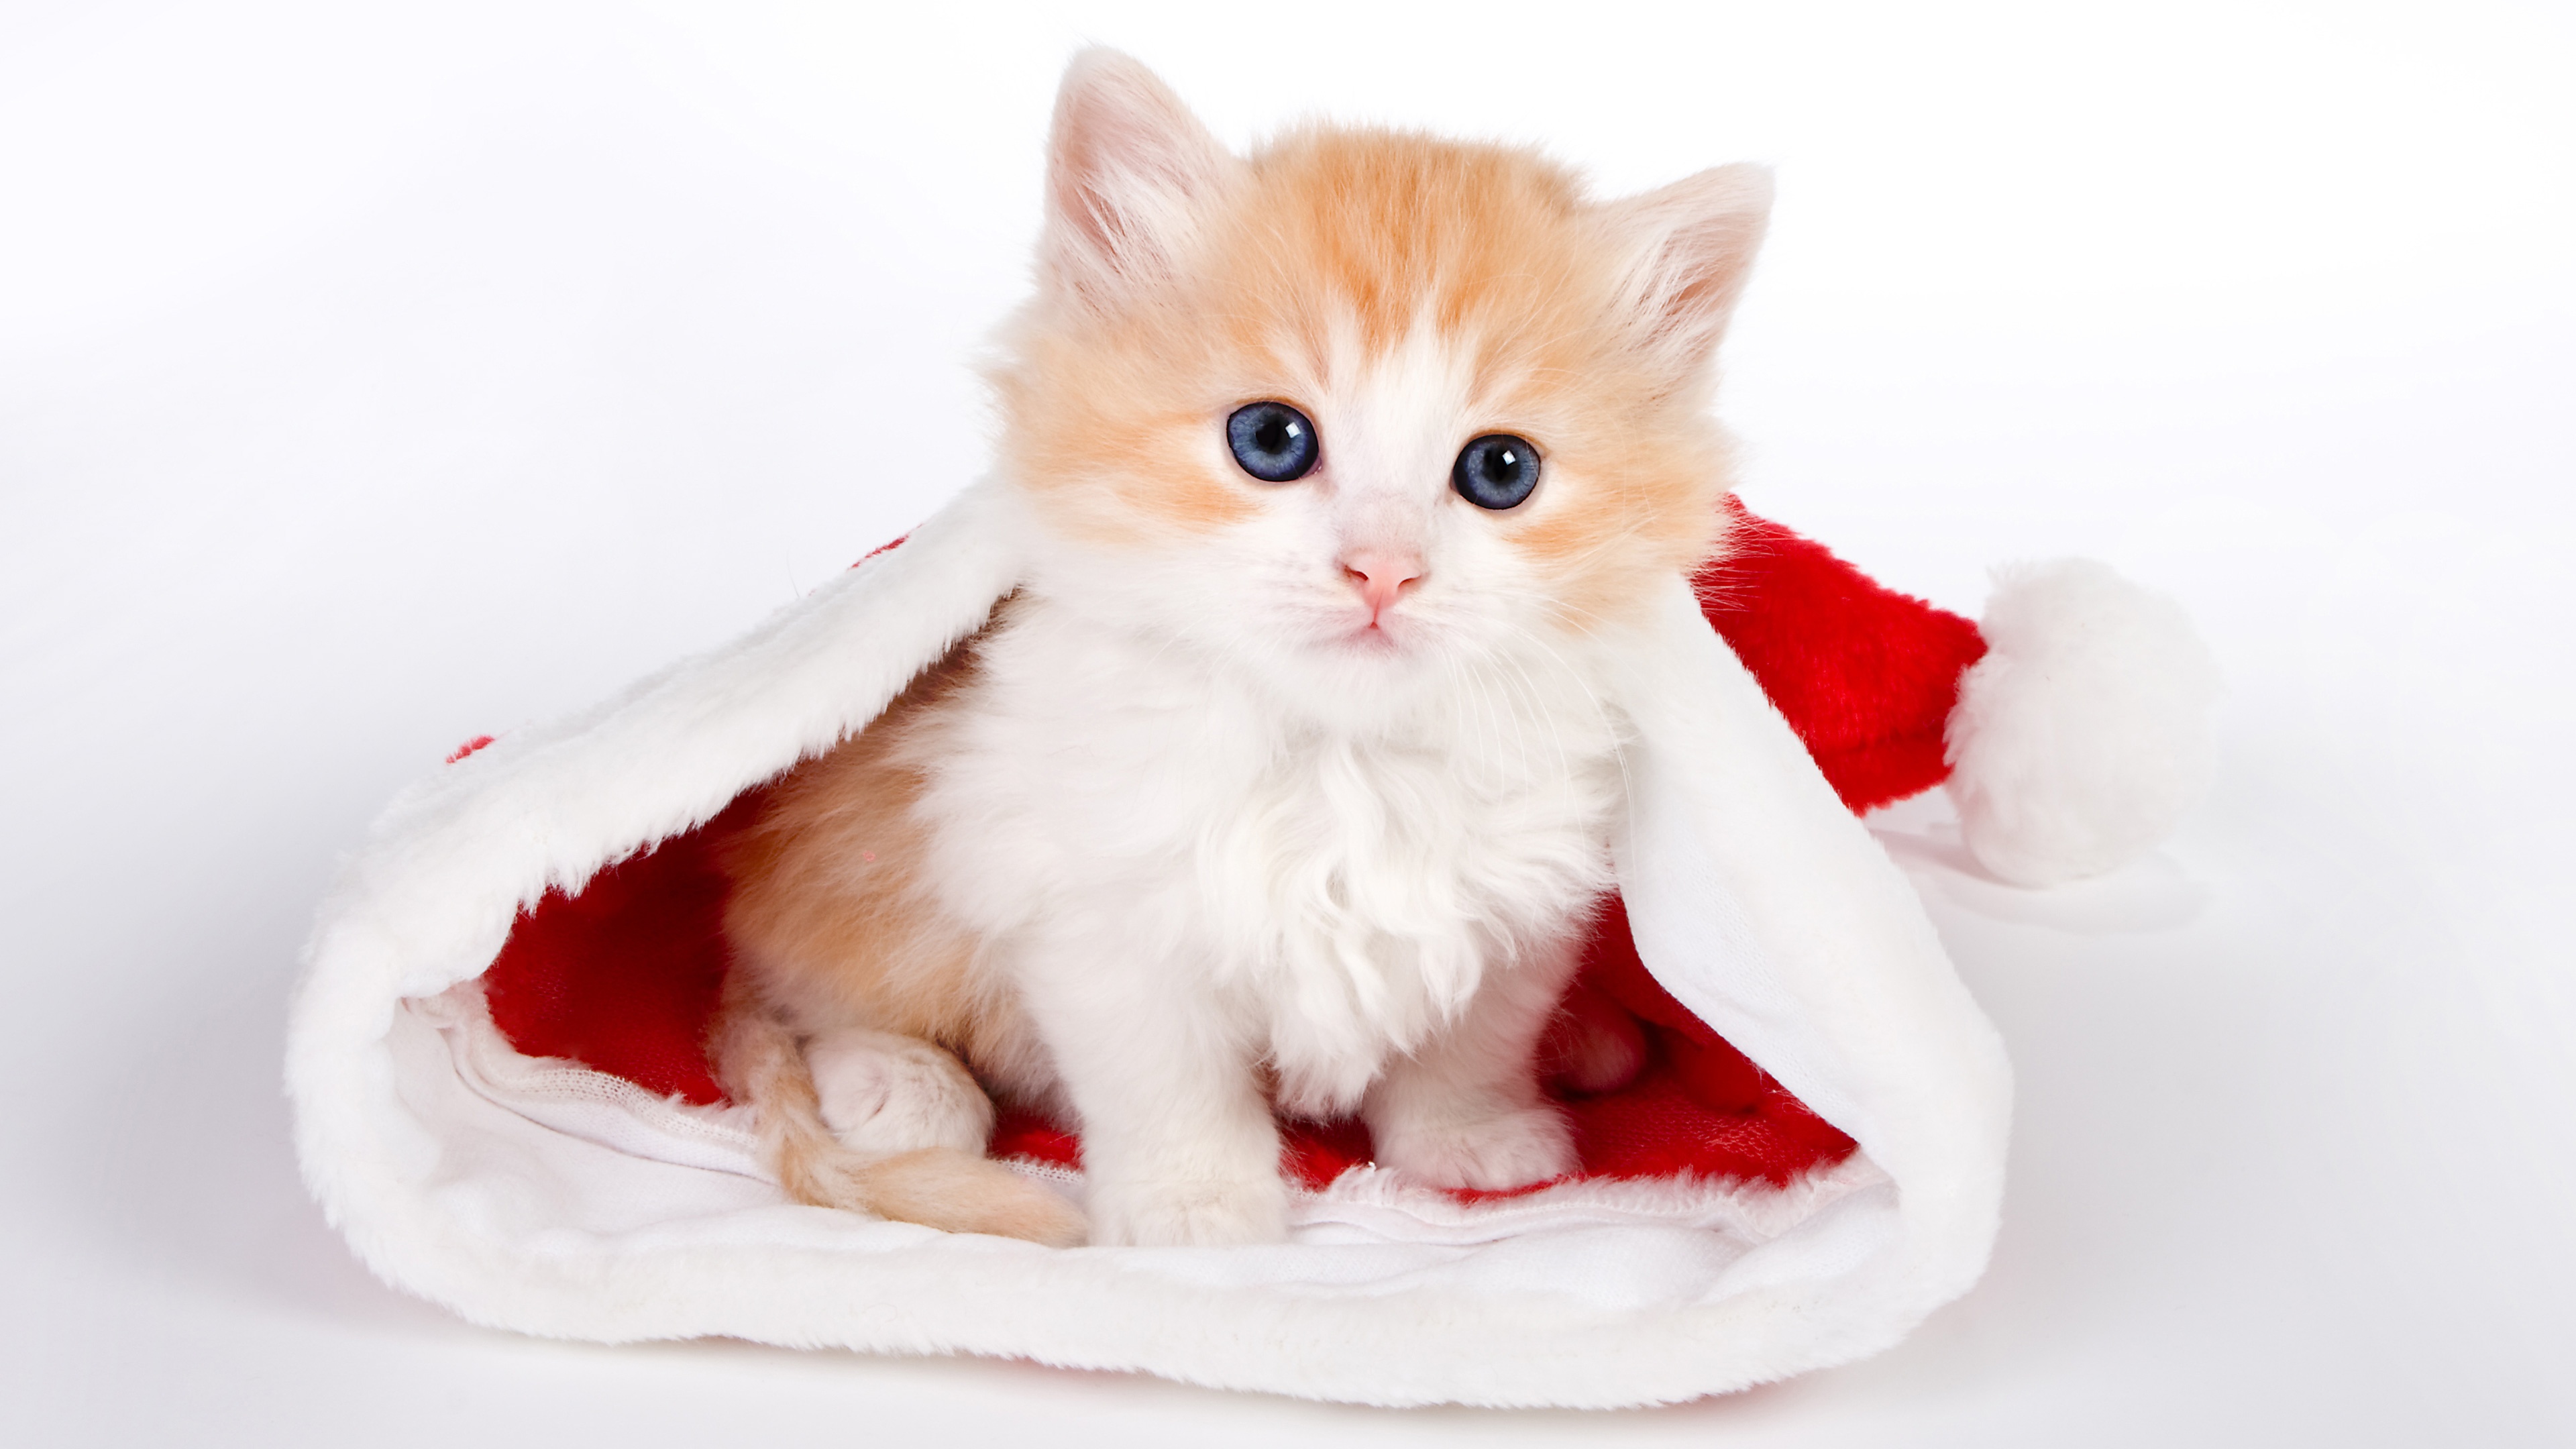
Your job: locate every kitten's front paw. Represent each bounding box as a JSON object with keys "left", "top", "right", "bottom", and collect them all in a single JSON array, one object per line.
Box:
[
  {"left": 806, "top": 1028, "right": 995, "bottom": 1160},
  {"left": 1377, "top": 1105, "right": 1578, "bottom": 1191},
  {"left": 1087, "top": 1173, "right": 1291, "bottom": 1248}
]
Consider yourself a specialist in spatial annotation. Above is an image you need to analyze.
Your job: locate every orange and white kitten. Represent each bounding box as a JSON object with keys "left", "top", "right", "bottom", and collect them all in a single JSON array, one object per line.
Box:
[{"left": 714, "top": 50, "right": 1770, "bottom": 1248}]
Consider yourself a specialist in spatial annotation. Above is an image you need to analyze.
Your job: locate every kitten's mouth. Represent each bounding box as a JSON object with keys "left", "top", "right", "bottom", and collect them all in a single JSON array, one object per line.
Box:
[
  {"left": 1334, "top": 617, "right": 1409, "bottom": 656},
  {"left": 1301, "top": 599, "right": 1419, "bottom": 659}
]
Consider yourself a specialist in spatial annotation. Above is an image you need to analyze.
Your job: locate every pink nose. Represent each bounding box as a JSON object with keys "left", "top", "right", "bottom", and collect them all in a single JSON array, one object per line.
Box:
[{"left": 1342, "top": 551, "right": 1425, "bottom": 623}]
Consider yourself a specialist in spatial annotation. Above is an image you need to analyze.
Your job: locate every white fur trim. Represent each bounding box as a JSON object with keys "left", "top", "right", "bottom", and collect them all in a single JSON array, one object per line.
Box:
[
  {"left": 286, "top": 486, "right": 2012, "bottom": 1407},
  {"left": 1945, "top": 559, "right": 2222, "bottom": 887}
]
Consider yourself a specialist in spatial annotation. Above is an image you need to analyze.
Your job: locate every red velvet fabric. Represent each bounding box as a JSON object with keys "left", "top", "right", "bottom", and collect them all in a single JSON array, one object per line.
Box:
[
  {"left": 1696, "top": 498, "right": 1988, "bottom": 812},
  {"left": 481, "top": 507, "right": 1981, "bottom": 1191}
]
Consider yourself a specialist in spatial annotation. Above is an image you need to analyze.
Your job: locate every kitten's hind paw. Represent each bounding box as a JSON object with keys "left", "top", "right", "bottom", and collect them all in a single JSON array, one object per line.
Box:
[
  {"left": 1377, "top": 1105, "right": 1578, "bottom": 1192},
  {"left": 1087, "top": 1174, "right": 1291, "bottom": 1248},
  {"left": 807, "top": 1027, "right": 995, "bottom": 1160}
]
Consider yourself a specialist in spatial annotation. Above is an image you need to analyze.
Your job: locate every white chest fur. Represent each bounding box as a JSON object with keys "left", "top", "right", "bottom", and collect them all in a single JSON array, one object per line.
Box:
[{"left": 911, "top": 596, "right": 1631, "bottom": 1116}]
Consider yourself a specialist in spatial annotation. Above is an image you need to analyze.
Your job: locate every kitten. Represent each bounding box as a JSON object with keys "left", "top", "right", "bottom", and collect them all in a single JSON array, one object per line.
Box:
[{"left": 714, "top": 50, "right": 1770, "bottom": 1248}]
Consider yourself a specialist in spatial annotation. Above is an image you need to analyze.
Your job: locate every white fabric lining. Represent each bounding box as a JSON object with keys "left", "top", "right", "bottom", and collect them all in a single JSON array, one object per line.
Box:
[{"left": 417, "top": 976, "right": 1893, "bottom": 1254}]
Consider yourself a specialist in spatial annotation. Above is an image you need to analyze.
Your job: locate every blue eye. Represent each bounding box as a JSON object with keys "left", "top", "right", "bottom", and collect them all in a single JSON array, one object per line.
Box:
[
  {"left": 1226, "top": 401, "right": 1320, "bottom": 482},
  {"left": 1452, "top": 434, "right": 1540, "bottom": 510}
]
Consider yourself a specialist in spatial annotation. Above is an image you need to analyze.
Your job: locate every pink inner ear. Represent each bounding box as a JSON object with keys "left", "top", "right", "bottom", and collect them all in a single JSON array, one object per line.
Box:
[
  {"left": 1043, "top": 52, "right": 1229, "bottom": 297},
  {"left": 1605, "top": 164, "right": 1773, "bottom": 373},
  {"left": 475, "top": 502, "right": 1981, "bottom": 1197}
]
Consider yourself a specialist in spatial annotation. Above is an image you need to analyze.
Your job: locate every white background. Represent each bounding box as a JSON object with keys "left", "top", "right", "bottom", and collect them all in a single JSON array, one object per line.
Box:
[{"left": 4, "top": 1, "right": 2571, "bottom": 1442}]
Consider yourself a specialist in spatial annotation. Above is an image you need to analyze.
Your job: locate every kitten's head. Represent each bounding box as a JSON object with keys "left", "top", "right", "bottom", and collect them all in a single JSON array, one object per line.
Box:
[{"left": 989, "top": 50, "right": 1769, "bottom": 724}]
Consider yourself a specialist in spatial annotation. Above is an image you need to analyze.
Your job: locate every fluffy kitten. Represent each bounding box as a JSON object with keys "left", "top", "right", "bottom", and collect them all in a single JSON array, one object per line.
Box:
[{"left": 714, "top": 50, "right": 1770, "bottom": 1248}]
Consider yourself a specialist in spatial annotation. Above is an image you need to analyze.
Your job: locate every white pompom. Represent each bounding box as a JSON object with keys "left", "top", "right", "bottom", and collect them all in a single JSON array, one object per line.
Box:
[{"left": 1945, "top": 560, "right": 2220, "bottom": 887}]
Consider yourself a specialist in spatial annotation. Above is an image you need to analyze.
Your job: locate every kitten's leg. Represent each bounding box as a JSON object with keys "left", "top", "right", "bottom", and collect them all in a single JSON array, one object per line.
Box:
[
  {"left": 806, "top": 1026, "right": 996, "bottom": 1160},
  {"left": 1014, "top": 936, "right": 1288, "bottom": 1248},
  {"left": 712, "top": 993, "right": 1084, "bottom": 1246},
  {"left": 1365, "top": 938, "right": 1583, "bottom": 1192}
]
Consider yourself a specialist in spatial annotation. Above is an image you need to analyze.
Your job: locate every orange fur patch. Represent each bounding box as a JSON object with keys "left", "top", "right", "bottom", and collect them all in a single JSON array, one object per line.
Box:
[
  {"left": 714, "top": 625, "right": 1087, "bottom": 1244},
  {"left": 719, "top": 633, "right": 1043, "bottom": 1089}
]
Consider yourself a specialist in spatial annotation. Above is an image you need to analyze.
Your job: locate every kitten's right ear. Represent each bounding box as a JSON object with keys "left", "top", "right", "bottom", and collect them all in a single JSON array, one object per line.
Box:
[
  {"left": 1599, "top": 162, "right": 1775, "bottom": 388},
  {"left": 1042, "top": 49, "right": 1238, "bottom": 309}
]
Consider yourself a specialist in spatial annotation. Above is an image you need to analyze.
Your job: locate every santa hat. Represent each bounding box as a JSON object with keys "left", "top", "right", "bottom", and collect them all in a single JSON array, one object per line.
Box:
[{"left": 286, "top": 482, "right": 2209, "bottom": 1407}]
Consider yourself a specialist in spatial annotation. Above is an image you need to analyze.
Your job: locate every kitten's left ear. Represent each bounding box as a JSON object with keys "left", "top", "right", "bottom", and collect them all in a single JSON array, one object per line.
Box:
[
  {"left": 1600, "top": 163, "right": 1774, "bottom": 384},
  {"left": 1042, "top": 49, "right": 1240, "bottom": 310}
]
